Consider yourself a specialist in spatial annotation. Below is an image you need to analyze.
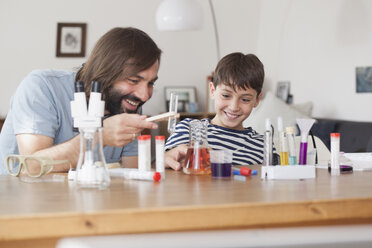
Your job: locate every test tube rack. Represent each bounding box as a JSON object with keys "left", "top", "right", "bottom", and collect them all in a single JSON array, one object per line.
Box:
[{"left": 261, "top": 165, "right": 316, "bottom": 180}]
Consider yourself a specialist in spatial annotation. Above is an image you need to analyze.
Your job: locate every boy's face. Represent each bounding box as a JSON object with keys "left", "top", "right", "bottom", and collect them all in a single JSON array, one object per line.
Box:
[{"left": 209, "top": 82, "right": 262, "bottom": 130}]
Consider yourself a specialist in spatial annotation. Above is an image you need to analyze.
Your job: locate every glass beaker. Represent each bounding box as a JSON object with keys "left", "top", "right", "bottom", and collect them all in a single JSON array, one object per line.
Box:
[
  {"left": 183, "top": 119, "right": 211, "bottom": 175},
  {"left": 210, "top": 150, "right": 233, "bottom": 178},
  {"left": 76, "top": 127, "right": 110, "bottom": 189}
]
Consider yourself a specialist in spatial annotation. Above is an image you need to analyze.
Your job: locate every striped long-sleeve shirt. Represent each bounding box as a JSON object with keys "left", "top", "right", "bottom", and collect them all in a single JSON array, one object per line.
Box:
[{"left": 165, "top": 118, "right": 264, "bottom": 165}]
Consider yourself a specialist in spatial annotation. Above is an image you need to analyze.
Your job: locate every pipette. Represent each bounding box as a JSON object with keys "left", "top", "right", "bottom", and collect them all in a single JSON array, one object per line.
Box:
[{"left": 146, "top": 112, "right": 179, "bottom": 122}]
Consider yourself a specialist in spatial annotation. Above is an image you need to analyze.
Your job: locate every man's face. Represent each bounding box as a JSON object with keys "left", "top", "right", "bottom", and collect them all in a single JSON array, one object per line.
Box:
[
  {"left": 210, "top": 83, "right": 261, "bottom": 130},
  {"left": 106, "top": 60, "right": 159, "bottom": 114}
]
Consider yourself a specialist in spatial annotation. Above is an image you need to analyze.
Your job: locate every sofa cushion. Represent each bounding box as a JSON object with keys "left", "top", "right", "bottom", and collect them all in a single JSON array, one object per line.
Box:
[
  {"left": 337, "top": 121, "right": 372, "bottom": 152},
  {"left": 311, "top": 119, "right": 338, "bottom": 150},
  {"left": 312, "top": 118, "right": 372, "bottom": 153},
  {"left": 243, "top": 91, "right": 312, "bottom": 134}
]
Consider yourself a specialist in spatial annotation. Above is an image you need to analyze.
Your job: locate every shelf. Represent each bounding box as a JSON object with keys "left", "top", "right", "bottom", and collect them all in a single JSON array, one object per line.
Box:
[{"left": 179, "top": 112, "right": 215, "bottom": 121}]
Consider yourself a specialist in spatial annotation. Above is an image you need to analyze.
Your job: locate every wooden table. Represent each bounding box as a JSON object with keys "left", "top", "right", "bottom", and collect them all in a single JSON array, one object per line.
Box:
[{"left": 1, "top": 166, "right": 372, "bottom": 248}]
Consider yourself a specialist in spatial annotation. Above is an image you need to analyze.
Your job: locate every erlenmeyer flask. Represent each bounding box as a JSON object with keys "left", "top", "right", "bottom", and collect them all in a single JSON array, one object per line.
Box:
[
  {"left": 76, "top": 128, "right": 110, "bottom": 189},
  {"left": 183, "top": 119, "right": 211, "bottom": 175}
]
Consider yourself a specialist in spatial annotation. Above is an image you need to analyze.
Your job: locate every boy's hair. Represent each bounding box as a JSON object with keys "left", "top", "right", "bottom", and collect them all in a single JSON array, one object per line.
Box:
[
  {"left": 212, "top": 53, "right": 264, "bottom": 95},
  {"left": 76, "top": 27, "right": 162, "bottom": 102}
]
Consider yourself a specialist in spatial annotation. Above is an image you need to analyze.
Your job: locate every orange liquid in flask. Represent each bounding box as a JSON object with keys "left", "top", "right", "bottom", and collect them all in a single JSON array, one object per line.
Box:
[{"left": 183, "top": 147, "right": 211, "bottom": 175}]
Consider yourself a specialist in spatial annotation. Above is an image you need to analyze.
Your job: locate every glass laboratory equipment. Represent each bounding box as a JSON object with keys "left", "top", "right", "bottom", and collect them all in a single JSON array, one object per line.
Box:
[
  {"left": 167, "top": 93, "right": 178, "bottom": 134},
  {"left": 76, "top": 128, "right": 110, "bottom": 189},
  {"left": 183, "top": 119, "right": 211, "bottom": 175},
  {"left": 210, "top": 149, "right": 233, "bottom": 178}
]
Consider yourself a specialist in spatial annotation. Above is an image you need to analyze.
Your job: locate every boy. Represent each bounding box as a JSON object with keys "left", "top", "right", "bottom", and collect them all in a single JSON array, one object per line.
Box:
[{"left": 165, "top": 52, "right": 267, "bottom": 170}]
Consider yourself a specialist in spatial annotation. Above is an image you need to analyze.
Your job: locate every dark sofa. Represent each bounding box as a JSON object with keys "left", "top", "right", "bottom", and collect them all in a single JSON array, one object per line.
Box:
[{"left": 312, "top": 118, "right": 372, "bottom": 153}]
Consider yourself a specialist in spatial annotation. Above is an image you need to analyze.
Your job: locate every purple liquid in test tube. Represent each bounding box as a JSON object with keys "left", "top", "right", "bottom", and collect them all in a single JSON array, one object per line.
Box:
[{"left": 299, "top": 142, "right": 308, "bottom": 165}]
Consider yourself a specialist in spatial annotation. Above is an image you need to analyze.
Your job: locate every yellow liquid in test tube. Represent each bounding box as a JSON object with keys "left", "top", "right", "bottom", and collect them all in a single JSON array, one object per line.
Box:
[{"left": 280, "top": 152, "right": 289, "bottom": 165}]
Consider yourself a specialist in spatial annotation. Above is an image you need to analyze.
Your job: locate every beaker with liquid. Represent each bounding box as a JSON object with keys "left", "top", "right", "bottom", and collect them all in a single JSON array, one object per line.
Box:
[
  {"left": 210, "top": 150, "right": 233, "bottom": 178},
  {"left": 183, "top": 119, "right": 211, "bottom": 175}
]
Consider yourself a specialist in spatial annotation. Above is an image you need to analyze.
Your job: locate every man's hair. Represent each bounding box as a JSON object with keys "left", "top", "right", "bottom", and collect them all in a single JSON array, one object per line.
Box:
[
  {"left": 75, "top": 27, "right": 162, "bottom": 101},
  {"left": 212, "top": 53, "right": 264, "bottom": 95}
]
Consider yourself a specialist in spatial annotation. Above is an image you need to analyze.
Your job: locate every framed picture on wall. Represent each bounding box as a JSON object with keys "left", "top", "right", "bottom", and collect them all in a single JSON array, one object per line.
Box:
[
  {"left": 356, "top": 66, "right": 372, "bottom": 93},
  {"left": 56, "top": 23, "right": 87, "bottom": 57},
  {"left": 276, "top": 81, "right": 291, "bottom": 102}
]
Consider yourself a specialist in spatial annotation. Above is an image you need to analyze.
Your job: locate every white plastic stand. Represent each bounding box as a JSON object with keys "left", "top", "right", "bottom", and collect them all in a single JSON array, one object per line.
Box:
[{"left": 261, "top": 165, "right": 316, "bottom": 180}]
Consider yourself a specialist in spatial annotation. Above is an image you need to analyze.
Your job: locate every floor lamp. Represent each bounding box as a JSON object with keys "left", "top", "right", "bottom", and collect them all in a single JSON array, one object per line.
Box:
[
  {"left": 156, "top": 0, "right": 220, "bottom": 61},
  {"left": 156, "top": 0, "right": 220, "bottom": 113}
]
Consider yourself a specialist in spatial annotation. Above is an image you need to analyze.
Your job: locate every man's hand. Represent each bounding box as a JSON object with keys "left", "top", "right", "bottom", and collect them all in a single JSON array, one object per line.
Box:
[
  {"left": 165, "top": 144, "right": 188, "bottom": 170},
  {"left": 103, "top": 113, "right": 158, "bottom": 147}
]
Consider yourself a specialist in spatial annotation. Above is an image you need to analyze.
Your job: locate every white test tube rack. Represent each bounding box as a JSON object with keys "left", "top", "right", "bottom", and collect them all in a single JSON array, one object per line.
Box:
[{"left": 261, "top": 165, "right": 316, "bottom": 180}]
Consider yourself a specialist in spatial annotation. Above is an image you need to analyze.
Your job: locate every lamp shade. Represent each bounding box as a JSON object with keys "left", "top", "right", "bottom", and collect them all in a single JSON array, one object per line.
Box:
[{"left": 156, "top": 0, "right": 203, "bottom": 31}]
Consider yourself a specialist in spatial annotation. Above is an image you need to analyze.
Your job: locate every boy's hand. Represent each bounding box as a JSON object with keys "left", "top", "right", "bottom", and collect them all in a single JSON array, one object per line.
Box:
[{"left": 165, "top": 144, "right": 188, "bottom": 171}]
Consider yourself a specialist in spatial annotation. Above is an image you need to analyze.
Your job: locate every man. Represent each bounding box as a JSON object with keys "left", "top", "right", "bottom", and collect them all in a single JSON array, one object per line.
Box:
[{"left": 0, "top": 27, "right": 161, "bottom": 174}]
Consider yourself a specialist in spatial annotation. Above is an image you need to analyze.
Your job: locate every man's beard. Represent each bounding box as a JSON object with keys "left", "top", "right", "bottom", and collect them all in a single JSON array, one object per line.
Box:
[{"left": 105, "top": 88, "right": 145, "bottom": 115}]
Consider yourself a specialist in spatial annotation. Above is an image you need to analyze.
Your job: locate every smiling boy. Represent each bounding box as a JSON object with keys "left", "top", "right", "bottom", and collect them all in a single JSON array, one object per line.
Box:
[{"left": 165, "top": 53, "right": 266, "bottom": 170}]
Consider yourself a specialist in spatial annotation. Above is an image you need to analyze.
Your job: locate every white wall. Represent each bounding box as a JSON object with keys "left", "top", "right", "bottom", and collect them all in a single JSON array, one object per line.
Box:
[
  {"left": 257, "top": 0, "right": 372, "bottom": 122},
  {"left": 0, "top": 0, "right": 216, "bottom": 117},
  {"left": 0, "top": 0, "right": 371, "bottom": 122}
]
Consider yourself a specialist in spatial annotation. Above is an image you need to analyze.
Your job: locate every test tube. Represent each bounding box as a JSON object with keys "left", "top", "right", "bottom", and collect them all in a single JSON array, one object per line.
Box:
[
  {"left": 277, "top": 117, "right": 289, "bottom": 165},
  {"left": 286, "top": 126, "right": 297, "bottom": 165},
  {"left": 167, "top": 93, "right": 178, "bottom": 134},
  {"left": 138, "top": 135, "right": 151, "bottom": 171},
  {"left": 121, "top": 168, "right": 161, "bottom": 182},
  {"left": 330, "top": 133, "right": 340, "bottom": 176},
  {"left": 263, "top": 118, "right": 272, "bottom": 166},
  {"left": 155, "top": 136, "right": 165, "bottom": 179}
]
